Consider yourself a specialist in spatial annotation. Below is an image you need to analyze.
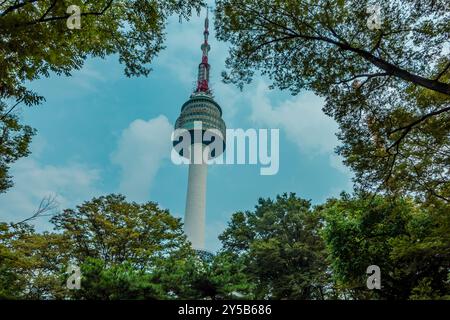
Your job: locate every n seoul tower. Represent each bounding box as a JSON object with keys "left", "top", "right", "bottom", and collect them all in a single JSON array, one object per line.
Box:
[{"left": 174, "top": 9, "right": 226, "bottom": 250}]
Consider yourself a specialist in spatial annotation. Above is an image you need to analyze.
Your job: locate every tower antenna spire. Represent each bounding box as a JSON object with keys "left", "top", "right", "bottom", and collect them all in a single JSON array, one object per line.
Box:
[{"left": 195, "top": 8, "right": 211, "bottom": 93}]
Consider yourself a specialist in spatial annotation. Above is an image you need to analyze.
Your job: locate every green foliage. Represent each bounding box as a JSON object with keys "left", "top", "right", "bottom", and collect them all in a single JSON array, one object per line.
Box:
[
  {"left": 214, "top": 0, "right": 450, "bottom": 202},
  {"left": 154, "top": 250, "right": 254, "bottom": 300},
  {"left": 50, "top": 194, "right": 189, "bottom": 269},
  {"left": 0, "top": 222, "right": 70, "bottom": 299},
  {"left": 72, "top": 257, "right": 164, "bottom": 300},
  {"left": 322, "top": 193, "right": 450, "bottom": 300},
  {"left": 209, "top": 252, "right": 255, "bottom": 299},
  {"left": 0, "top": 194, "right": 200, "bottom": 299},
  {"left": 0, "top": 101, "right": 35, "bottom": 193},
  {"left": 1, "top": 192, "right": 449, "bottom": 300},
  {"left": 0, "top": 194, "right": 256, "bottom": 300},
  {"left": 0, "top": 223, "right": 24, "bottom": 299},
  {"left": 220, "top": 193, "right": 329, "bottom": 299},
  {"left": 0, "top": 0, "right": 204, "bottom": 105},
  {"left": 409, "top": 278, "right": 442, "bottom": 300}
]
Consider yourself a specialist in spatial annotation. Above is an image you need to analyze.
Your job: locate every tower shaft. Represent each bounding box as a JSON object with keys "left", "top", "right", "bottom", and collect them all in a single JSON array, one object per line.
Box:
[{"left": 184, "top": 158, "right": 208, "bottom": 249}]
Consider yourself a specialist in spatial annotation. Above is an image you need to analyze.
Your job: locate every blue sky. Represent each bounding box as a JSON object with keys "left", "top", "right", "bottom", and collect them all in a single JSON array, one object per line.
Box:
[{"left": 0, "top": 9, "right": 352, "bottom": 251}]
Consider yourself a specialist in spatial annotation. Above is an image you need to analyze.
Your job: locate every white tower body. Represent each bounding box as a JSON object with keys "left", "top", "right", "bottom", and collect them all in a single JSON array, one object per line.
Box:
[{"left": 184, "top": 144, "right": 208, "bottom": 249}]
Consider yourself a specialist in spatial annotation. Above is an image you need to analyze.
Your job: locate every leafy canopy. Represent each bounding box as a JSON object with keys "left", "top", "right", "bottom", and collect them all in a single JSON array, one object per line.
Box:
[
  {"left": 0, "top": 101, "right": 35, "bottom": 193},
  {"left": 322, "top": 193, "right": 450, "bottom": 299},
  {"left": 214, "top": 0, "right": 450, "bottom": 202},
  {"left": 220, "top": 193, "right": 329, "bottom": 299},
  {"left": 0, "top": 0, "right": 204, "bottom": 105},
  {"left": 0, "top": 194, "right": 255, "bottom": 300}
]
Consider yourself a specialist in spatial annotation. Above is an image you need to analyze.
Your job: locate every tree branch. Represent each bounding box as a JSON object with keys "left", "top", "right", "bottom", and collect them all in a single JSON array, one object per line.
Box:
[
  {"left": 335, "top": 42, "right": 450, "bottom": 95},
  {"left": 434, "top": 61, "right": 450, "bottom": 81},
  {"left": 12, "top": 194, "right": 59, "bottom": 226},
  {"left": 334, "top": 72, "right": 388, "bottom": 85},
  {"left": 38, "top": 0, "right": 57, "bottom": 21},
  {"left": 0, "top": 98, "right": 23, "bottom": 121},
  {"left": 237, "top": 4, "right": 450, "bottom": 96},
  {"left": 387, "top": 105, "right": 450, "bottom": 151},
  {"left": 1, "top": 0, "right": 40, "bottom": 17},
  {"left": 14, "top": 0, "right": 114, "bottom": 27}
]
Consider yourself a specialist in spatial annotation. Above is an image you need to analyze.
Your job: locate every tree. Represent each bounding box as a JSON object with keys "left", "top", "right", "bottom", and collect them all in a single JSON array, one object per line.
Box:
[
  {"left": 208, "top": 252, "right": 255, "bottom": 299},
  {"left": 2, "top": 192, "right": 449, "bottom": 300},
  {"left": 0, "top": 222, "right": 70, "bottom": 299},
  {"left": 321, "top": 193, "right": 450, "bottom": 300},
  {"left": 0, "top": 0, "right": 204, "bottom": 193},
  {"left": 214, "top": 0, "right": 450, "bottom": 202},
  {"left": 50, "top": 194, "right": 190, "bottom": 269},
  {"left": 0, "top": 0, "right": 204, "bottom": 105},
  {"left": 154, "top": 250, "right": 254, "bottom": 300},
  {"left": 0, "top": 101, "right": 35, "bottom": 193},
  {"left": 219, "top": 193, "right": 329, "bottom": 299},
  {"left": 0, "top": 194, "right": 199, "bottom": 299},
  {"left": 72, "top": 257, "right": 164, "bottom": 300},
  {"left": 0, "top": 223, "right": 26, "bottom": 299},
  {"left": 51, "top": 194, "right": 220, "bottom": 300}
]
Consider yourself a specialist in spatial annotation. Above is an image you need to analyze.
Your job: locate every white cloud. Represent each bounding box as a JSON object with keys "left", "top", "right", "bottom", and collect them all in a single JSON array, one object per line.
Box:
[
  {"left": 246, "top": 80, "right": 354, "bottom": 179},
  {"left": 249, "top": 81, "right": 339, "bottom": 155},
  {"left": 0, "top": 115, "right": 174, "bottom": 228},
  {"left": 0, "top": 158, "right": 101, "bottom": 229},
  {"left": 111, "top": 115, "right": 173, "bottom": 202}
]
